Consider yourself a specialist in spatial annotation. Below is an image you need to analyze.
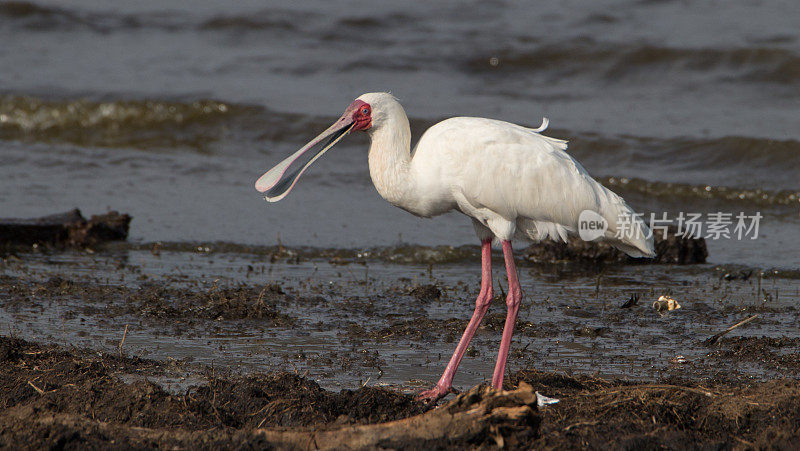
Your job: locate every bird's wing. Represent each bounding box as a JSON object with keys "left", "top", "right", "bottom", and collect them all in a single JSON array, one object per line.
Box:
[{"left": 413, "top": 117, "right": 654, "bottom": 257}]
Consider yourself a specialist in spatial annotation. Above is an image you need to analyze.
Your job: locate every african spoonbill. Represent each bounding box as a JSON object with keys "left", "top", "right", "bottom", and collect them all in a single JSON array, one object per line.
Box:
[{"left": 255, "top": 93, "right": 654, "bottom": 402}]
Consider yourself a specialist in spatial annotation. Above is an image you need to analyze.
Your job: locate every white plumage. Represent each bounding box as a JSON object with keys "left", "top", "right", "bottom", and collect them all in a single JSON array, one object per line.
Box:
[
  {"left": 358, "top": 92, "right": 654, "bottom": 257},
  {"left": 255, "top": 92, "right": 654, "bottom": 402}
]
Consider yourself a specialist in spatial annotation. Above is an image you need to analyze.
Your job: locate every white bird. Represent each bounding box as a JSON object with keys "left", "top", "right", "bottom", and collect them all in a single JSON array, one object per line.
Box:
[{"left": 255, "top": 93, "right": 654, "bottom": 402}]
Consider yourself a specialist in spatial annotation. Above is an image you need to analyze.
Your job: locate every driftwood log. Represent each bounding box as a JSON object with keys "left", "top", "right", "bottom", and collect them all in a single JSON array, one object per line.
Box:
[
  {"left": 0, "top": 209, "right": 130, "bottom": 247},
  {"left": 8, "top": 383, "right": 541, "bottom": 449},
  {"left": 254, "top": 383, "right": 540, "bottom": 449},
  {"left": 524, "top": 225, "right": 708, "bottom": 264}
]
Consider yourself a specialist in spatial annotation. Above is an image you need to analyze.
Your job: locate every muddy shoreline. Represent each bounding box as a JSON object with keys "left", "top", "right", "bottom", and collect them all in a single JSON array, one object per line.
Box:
[
  {"left": 1, "top": 336, "right": 798, "bottom": 449},
  {"left": 1, "top": 244, "right": 799, "bottom": 448}
]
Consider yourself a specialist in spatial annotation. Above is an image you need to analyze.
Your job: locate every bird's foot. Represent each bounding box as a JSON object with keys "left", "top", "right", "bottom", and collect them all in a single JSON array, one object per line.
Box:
[{"left": 415, "top": 384, "right": 458, "bottom": 403}]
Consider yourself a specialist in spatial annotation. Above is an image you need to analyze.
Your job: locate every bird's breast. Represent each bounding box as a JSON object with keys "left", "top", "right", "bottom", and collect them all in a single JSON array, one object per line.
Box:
[{"left": 391, "top": 194, "right": 456, "bottom": 218}]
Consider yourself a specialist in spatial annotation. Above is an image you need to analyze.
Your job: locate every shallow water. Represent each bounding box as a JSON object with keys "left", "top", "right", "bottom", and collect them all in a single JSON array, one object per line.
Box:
[{"left": 0, "top": 0, "right": 798, "bottom": 268}]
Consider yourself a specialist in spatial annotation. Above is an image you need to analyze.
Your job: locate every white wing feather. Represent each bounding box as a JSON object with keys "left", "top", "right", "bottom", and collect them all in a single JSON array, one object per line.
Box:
[{"left": 411, "top": 117, "right": 654, "bottom": 257}]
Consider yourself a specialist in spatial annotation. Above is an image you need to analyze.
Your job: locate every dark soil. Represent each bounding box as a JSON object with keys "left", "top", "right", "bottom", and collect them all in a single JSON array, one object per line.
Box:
[
  {"left": 0, "top": 209, "right": 130, "bottom": 248},
  {"left": 125, "top": 282, "right": 294, "bottom": 323},
  {"left": 2, "top": 243, "right": 799, "bottom": 448},
  {"left": 524, "top": 225, "right": 708, "bottom": 264},
  {"left": 408, "top": 284, "right": 442, "bottom": 302},
  {"left": 0, "top": 336, "right": 431, "bottom": 449},
  {"left": 1, "top": 336, "right": 798, "bottom": 449},
  {"left": 1, "top": 275, "right": 295, "bottom": 324},
  {"left": 510, "top": 370, "right": 800, "bottom": 449},
  {"left": 345, "top": 317, "right": 467, "bottom": 342},
  {"left": 710, "top": 336, "right": 800, "bottom": 371},
  {"left": 343, "top": 313, "right": 557, "bottom": 344}
]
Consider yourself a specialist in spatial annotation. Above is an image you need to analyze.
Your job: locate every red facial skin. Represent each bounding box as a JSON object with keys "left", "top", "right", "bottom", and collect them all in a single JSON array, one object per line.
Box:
[{"left": 348, "top": 100, "right": 372, "bottom": 131}]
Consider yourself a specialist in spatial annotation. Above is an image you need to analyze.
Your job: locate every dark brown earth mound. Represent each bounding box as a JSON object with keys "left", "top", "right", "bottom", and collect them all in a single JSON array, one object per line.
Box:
[
  {"left": 524, "top": 225, "right": 708, "bottom": 264},
  {"left": 1, "top": 336, "right": 798, "bottom": 449},
  {"left": 342, "top": 313, "right": 552, "bottom": 343},
  {"left": 0, "top": 209, "right": 130, "bottom": 248},
  {"left": 0, "top": 336, "right": 431, "bottom": 449},
  {"left": 510, "top": 369, "right": 800, "bottom": 449},
  {"left": 710, "top": 336, "right": 800, "bottom": 371},
  {"left": 1, "top": 276, "right": 294, "bottom": 323}
]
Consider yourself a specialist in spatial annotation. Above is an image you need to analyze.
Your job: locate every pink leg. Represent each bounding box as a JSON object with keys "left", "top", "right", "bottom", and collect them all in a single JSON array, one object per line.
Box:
[
  {"left": 417, "top": 239, "right": 493, "bottom": 402},
  {"left": 491, "top": 240, "right": 522, "bottom": 390}
]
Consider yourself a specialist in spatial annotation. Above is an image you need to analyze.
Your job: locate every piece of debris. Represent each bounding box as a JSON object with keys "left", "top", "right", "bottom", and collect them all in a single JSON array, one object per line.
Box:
[
  {"left": 524, "top": 225, "right": 708, "bottom": 264},
  {"left": 535, "top": 391, "right": 560, "bottom": 407},
  {"left": 722, "top": 270, "right": 753, "bottom": 281},
  {"left": 669, "top": 355, "right": 688, "bottom": 364},
  {"left": 653, "top": 295, "right": 681, "bottom": 314},
  {"left": 0, "top": 209, "right": 130, "bottom": 248},
  {"left": 409, "top": 284, "right": 442, "bottom": 302},
  {"left": 621, "top": 293, "right": 640, "bottom": 308},
  {"left": 703, "top": 314, "right": 759, "bottom": 346},
  {"left": 574, "top": 326, "right": 608, "bottom": 338}
]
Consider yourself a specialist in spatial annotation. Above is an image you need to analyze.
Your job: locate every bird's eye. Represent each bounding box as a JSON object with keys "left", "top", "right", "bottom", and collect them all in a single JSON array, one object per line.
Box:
[{"left": 361, "top": 107, "right": 369, "bottom": 115}]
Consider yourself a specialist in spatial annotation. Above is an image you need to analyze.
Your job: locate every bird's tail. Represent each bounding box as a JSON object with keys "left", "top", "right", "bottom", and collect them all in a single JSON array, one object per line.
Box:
[{"left": 599, "top": 191, "right": 656, "bottom": 258}]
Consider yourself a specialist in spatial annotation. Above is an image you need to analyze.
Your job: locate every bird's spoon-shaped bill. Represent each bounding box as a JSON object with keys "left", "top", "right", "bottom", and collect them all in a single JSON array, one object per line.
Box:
[{"left": 255, "top": 115, "right": 355, "bottom": 202}]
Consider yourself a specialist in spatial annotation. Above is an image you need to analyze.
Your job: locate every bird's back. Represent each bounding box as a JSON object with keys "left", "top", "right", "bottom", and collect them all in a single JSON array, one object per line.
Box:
[{"left": 410, "top": 117, "right": 654, "bottom": 258}]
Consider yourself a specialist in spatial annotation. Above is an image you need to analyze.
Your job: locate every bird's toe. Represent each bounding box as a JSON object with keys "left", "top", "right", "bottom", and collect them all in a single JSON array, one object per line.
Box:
[{"left": 415, "top": 385, "right": 456, "bottom": 403}]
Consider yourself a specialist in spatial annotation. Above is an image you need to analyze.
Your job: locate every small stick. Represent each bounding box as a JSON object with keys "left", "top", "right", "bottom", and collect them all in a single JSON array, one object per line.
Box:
[
  {"left": 704, "top": 315, "right": 758, "bottom": 345},
  {"left": 118, "top": 324, "right": 129, "bottom": 357},
  {"left": 28, "top": 380, "right": 45, "bottom": 395},
  {"left": 563, "top": 420, "right": 600, "bottom": 432}
]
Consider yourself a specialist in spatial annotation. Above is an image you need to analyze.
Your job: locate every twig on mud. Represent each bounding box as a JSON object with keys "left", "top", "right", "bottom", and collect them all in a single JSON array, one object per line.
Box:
[
  {"left": 497, "top": 280, "right": 506, "bottom": 299},
  {"left": 563, "top": 420, "right": 599, "bottom": 432},
  {"left": 703, "top": 314, "right": 759, "bottom": 346},
  {"left": 256, "top": 286, "right": 268, "bottom": 307},
  {"left": 118, "top": 324, "right": 129, "bottom": 357},
  {"left": 208, "top": 279, "right": 221, "bottom": 304},
  {"left": 250, "top": 400, "right": 279, "bottom": 417},
  {"left": 594, "top": 270, "right": 603, "bottom": 301},
  {"left": 734, "top": 436, "right": 756, "bottom": 448},
  {"left": 27, "top": 380, "right": 45, "bottom": 395},
  {"left": 620, "top": 293, "right": 639, "bottom": 309}
]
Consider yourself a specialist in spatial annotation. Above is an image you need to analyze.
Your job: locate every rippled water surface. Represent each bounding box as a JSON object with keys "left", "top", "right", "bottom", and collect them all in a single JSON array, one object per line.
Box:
[{"left": 2, "top": 0, "right": 799, "bottom": 268}]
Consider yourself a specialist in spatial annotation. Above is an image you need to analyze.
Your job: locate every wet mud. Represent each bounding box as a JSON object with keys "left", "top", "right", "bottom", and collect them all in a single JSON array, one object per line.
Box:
[
  {"left": 1, "top": 276, "right": 294, "bottom": 324},
  {"left": 1, "top": 245, "right": 799, "bottom": 448}
]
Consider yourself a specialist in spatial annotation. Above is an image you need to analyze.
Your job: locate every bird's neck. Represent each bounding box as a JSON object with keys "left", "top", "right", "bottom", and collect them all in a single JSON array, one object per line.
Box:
[{"left": 366, "top": 114, "right": 414, "bottom": 208}]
